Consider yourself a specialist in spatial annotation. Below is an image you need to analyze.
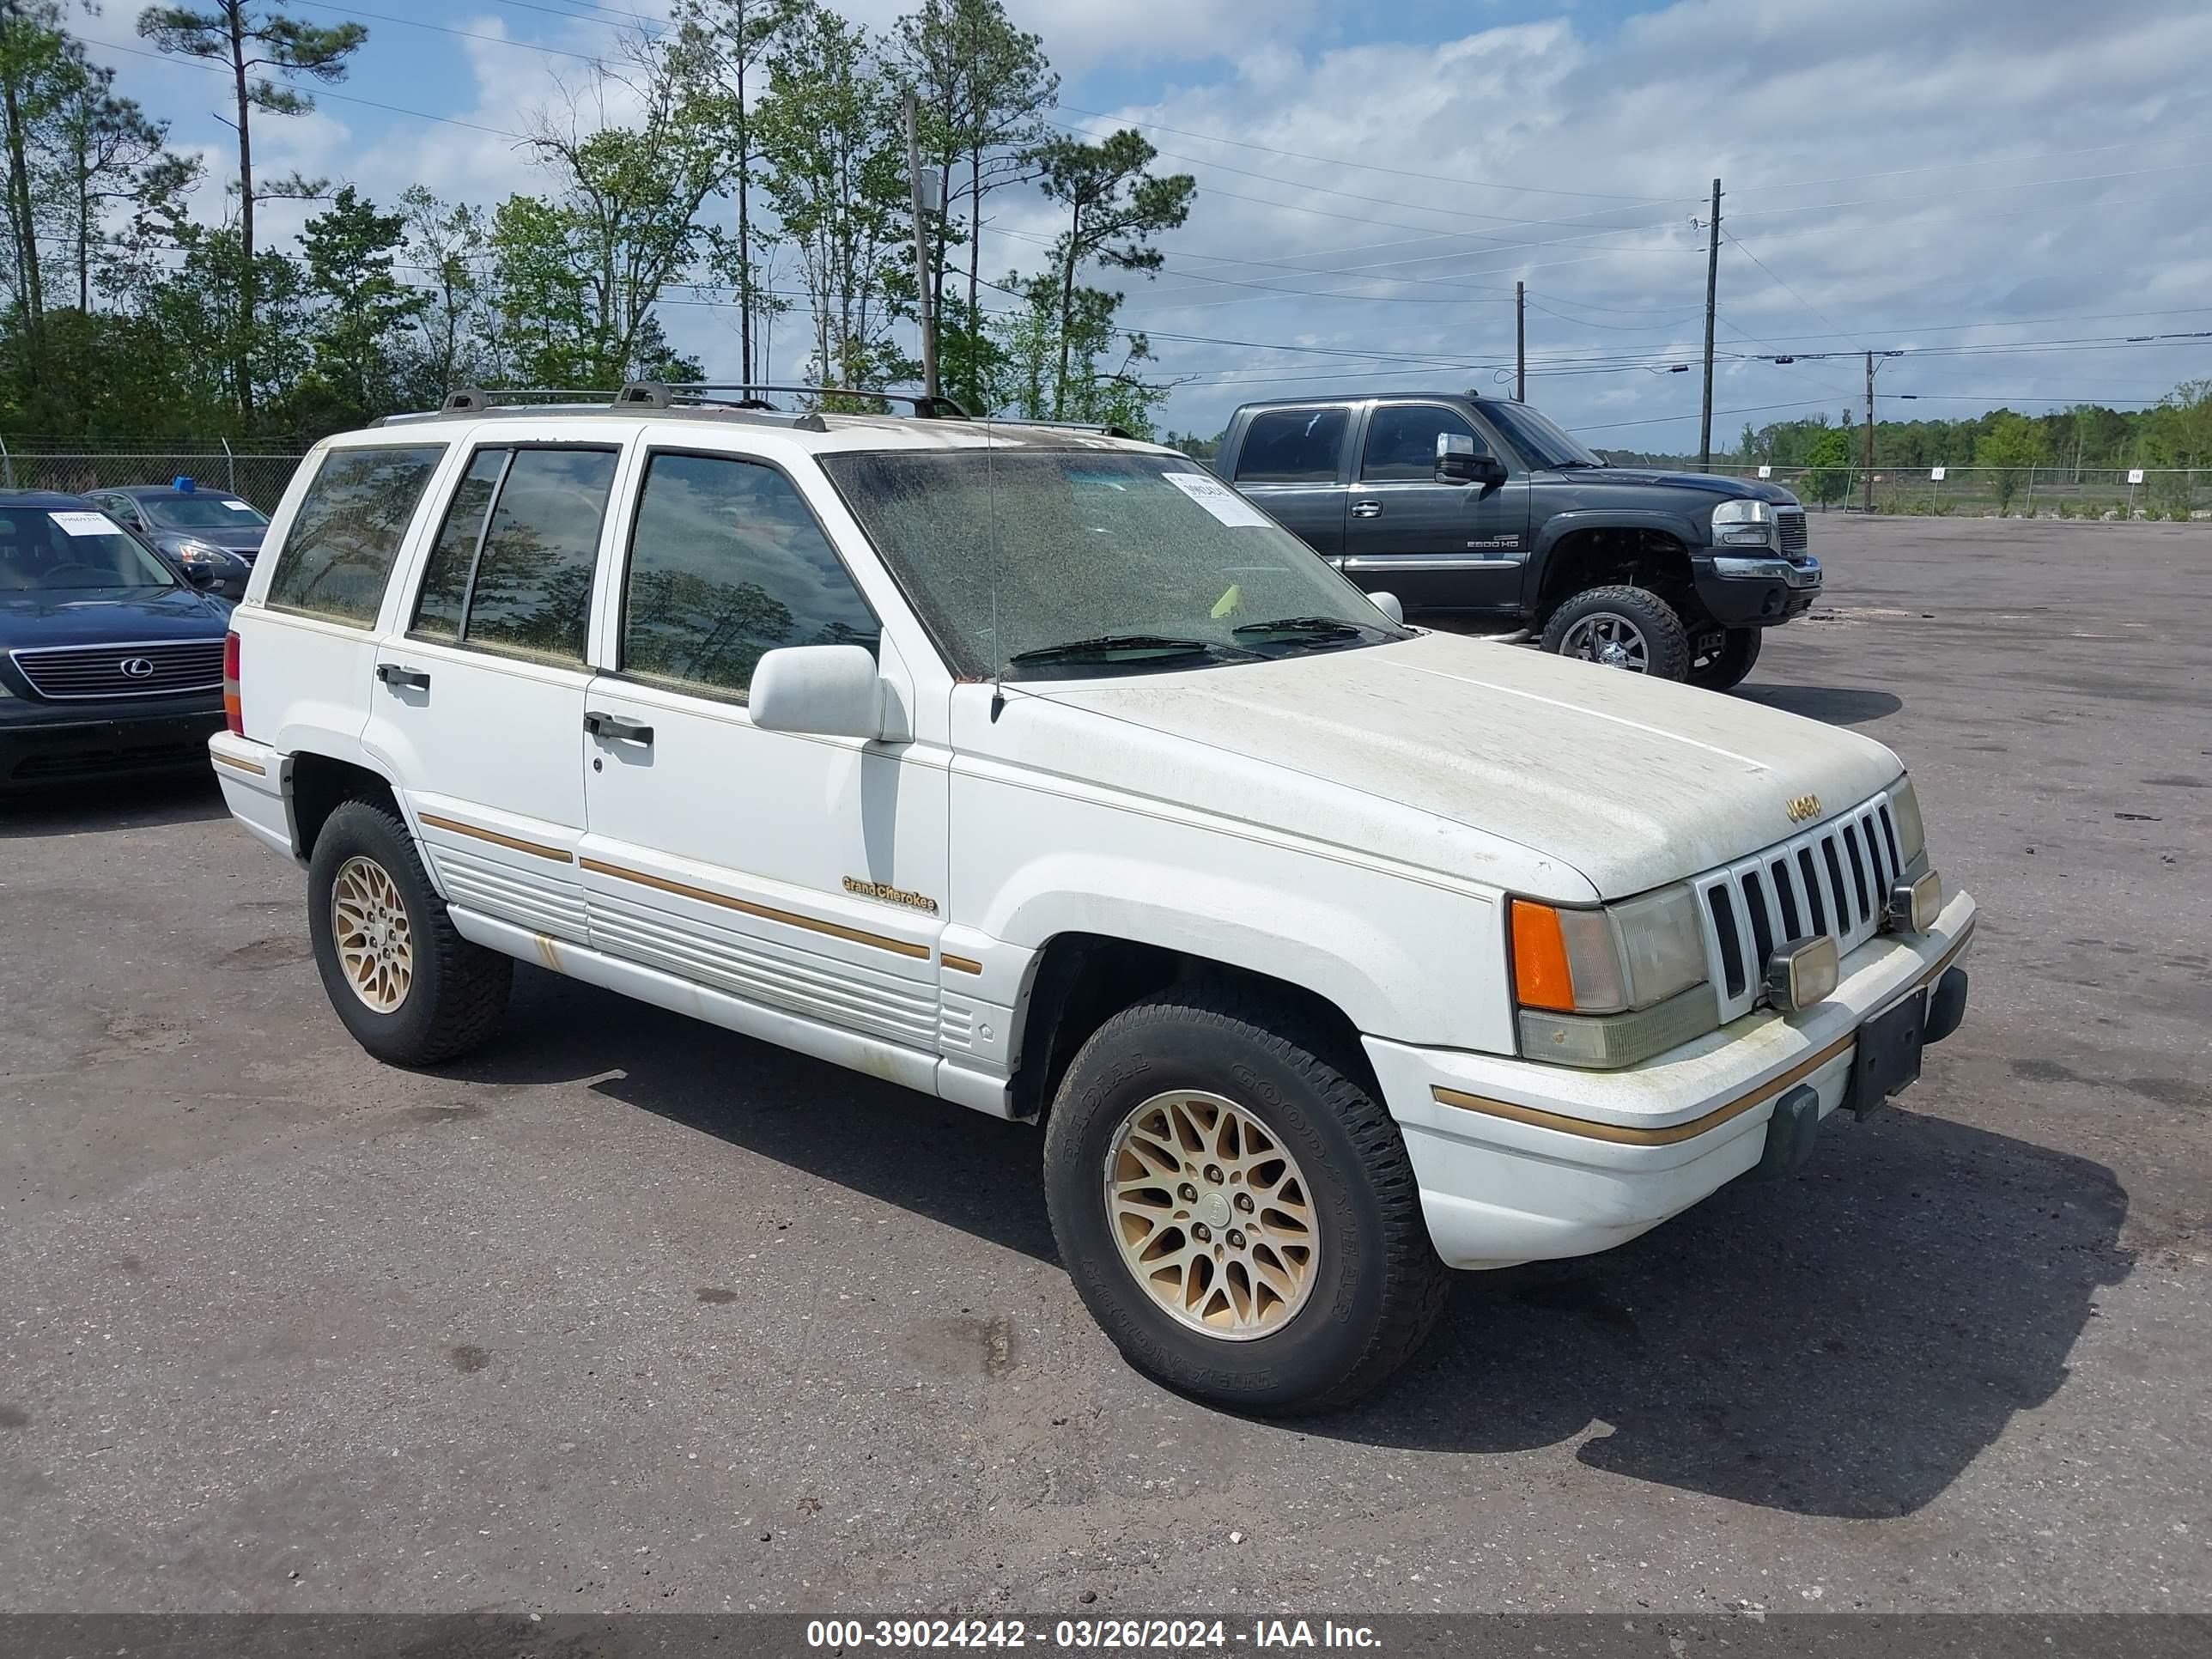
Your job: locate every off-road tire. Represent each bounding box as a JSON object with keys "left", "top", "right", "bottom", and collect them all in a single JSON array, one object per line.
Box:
[
  {"left": 1688, "top": 625, "right": 1762, "bottom": 691},
  {"left": 307, "top": 798, "right": 512, "bottom": 1066},
  {"left": 1540, "top": 584, "right": 1692, "bottom": 681},
  {"left": 1042, "top": 983, "right": 1449, "bottom": 1414}
]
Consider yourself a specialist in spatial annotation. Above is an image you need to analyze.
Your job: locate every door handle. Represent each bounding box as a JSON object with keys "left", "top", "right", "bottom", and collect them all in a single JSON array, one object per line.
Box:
[
  {"left": 1351, "top": 501, "right": 1382, "bottom": 519},
  {"left": 585, "top": 711, "right": 653, "bottom": 745},
  {"left": 375, "top": 664, "right": 430, "bottom": 691}
]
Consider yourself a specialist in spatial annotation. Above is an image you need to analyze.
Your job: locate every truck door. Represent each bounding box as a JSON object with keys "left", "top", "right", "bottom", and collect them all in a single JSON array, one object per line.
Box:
[
  {"left": 1340, "top": 402, "right": 1530, "bottom": 617},
  {"left": 1224, "top": 404, "right": 1350, "bottom": 556}
]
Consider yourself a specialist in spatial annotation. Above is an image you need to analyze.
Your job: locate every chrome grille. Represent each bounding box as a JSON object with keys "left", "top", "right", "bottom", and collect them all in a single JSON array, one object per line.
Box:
[
  {"left": 1694, "top": 787, "right": 1905, "bottom": 1020},
  {"left": 1777, "top": 507, "right": 1808, "bottom": 558},
  {"left": 9, "top": 640, "right": 223, "bottom": 700}
]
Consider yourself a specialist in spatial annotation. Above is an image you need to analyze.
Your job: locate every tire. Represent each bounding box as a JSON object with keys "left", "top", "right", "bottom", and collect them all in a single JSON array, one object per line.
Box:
[
  {"left": 1042, "top": 983, "right": 1449, "bottom": 1414},
  {"left": 1540, "top": 584, "right": 1692, "bottom": 680},
  {"left": 1688, "top": 625, "right": 1762, "bottom": 691},
  {"left": 307, "top": 798, "right": 513, "bottom": 1066}
]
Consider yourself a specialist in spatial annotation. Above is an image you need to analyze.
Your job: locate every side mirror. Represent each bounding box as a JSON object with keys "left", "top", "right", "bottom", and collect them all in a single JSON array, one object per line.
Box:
[
  {"left": 1367, "top": 591, "right": 1405, "bottom": 626},
  {"left": 1435, "top": 432, "right": 1507, "bottom": 489},
  {"left": 181, "top": 563, "right": 217, "bottom": 590},
  {"left": 748, "top": 644, "right": 887, "bottom": 741}
]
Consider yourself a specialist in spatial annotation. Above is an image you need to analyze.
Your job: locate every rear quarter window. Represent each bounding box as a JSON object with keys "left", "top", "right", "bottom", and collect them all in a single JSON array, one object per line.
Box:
[
  {"left": 264, "top": 444, "right": 446, "bottom": 626},
  {"left": 1232, "top": 408, "right": 1348, "bottom": 483}
]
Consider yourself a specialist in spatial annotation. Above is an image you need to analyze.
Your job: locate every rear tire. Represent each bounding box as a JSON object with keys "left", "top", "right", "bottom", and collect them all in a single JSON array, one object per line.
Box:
[
  {"left": 307, "top": 799, "right": 512, "bottom": 1066},
  {"left": 1688, "top": 625, "right": 1762, "bottom": 691},
  {"left": 1042, "top": 983, "right": 1449, "bottom": 1414},
  {"left": 1540, "top": 584, "right": 1692, "bottom": 680}
]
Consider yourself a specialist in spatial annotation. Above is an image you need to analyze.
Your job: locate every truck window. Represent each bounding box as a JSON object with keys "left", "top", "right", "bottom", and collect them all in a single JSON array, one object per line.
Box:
[
  {"left": 264, "top": 444, "right": 446, "bottom": 626},
  {"left": 620, "top": 452, "right": 878, "bottom": 702},
  {"left": 404, "top": 446, "right": 616, "bottom": 665},
  {"left": 1361, "top": 405, "right": 1484, "bottom": 482},
  {"left": 1233, "top": 408, "right": 1347, "bottom": 483}
]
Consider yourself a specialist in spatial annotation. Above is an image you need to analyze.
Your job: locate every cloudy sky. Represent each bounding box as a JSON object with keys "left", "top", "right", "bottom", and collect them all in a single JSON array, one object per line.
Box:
[{"left": 72, "top": 0, "right": 2212, "bottom": 447}]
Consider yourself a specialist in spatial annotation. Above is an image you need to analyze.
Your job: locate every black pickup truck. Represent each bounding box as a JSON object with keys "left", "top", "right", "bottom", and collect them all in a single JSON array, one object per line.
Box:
[{"left": 1215, "top": 392, "right": 1822, "bottom": 687}]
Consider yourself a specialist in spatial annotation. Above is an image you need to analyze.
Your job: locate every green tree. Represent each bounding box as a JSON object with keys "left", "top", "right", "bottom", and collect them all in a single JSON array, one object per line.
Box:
[
  {"left": 1029, "top": 128, "right": 1191, "bottom": 417},
  {"left": 396, "top": 186, "right": 496, "bottom": 401},
  {"left": 285, "top": 185, "right": 423, "bottom": 428},
  {"left": 1802, "top": 426, "right": 1853, "bottom": 506},
  {"left": 499, "top": 25, "right": 733, "bottom": 389},
  {"left": 0, "top": 0, "right": 77, "bottom": 350},
  {"left": 1975, "top": 411, "right": 2046, "bottom": 514},
  {"left": 136, "top": 0, "right": 366, "bottom": 423},
  {"left": 891, "top": 0, "right": 1055, "bottom": 410},
  {"left": 673, "top": 0, "right": 793, "bottom": 391},
  {"left": 756, "top": 3, "right": 911, "bottom": 390},
  {"left": 41, "top": 64, "right": 179, "bottom": 313}
]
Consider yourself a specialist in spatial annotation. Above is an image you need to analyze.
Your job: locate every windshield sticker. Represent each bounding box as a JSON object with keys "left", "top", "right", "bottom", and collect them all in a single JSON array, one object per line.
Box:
[
  {"left": 223, "top": 499, "right": 258, "bottom": 512},
  {"left": 1162, "top": 470, "right": 1271, "bottom": 528},
  {"left": 49, "top": 511, "right": 120, "bottom": 538}
]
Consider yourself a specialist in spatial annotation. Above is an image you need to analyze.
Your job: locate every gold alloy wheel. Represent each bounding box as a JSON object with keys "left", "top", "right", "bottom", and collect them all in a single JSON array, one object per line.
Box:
[
  {"left": 1105, "top": 1090, "right": 1320, "bottom": 1340},
  {"left": 331, "top": 854, "right": 414, "bottom": 1014}
]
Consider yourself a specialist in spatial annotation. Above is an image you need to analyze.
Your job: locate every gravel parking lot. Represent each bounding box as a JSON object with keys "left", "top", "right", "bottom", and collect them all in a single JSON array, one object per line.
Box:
[{"left": 3, "top": 517, "right": 2208, "bottom": 1617}]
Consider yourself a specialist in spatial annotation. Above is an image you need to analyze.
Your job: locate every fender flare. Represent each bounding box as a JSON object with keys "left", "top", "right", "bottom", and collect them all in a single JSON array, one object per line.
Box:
[{"left": 1522, "top": 509, "right": 1708, "bottom": 611}]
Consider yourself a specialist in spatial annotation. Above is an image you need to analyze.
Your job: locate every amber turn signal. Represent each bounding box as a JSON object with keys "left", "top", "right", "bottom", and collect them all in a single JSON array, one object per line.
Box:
[{"left": 1509, "top": 899, "right": 1576, "bottom": 1012}]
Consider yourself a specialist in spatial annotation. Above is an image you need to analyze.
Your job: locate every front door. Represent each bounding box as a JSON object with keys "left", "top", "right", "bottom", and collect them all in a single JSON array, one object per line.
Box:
[
  {"left": 362, "top": 441, "right": 622, "bottom": 943},
  {"left": 1340, "top": 402, "right": 1530, "bottom": 616},
  {"left": 576, "top": 447, "right": 948, "bottom": 1060}
]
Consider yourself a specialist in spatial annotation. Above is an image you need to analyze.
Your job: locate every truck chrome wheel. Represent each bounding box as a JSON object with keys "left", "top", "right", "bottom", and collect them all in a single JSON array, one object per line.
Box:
[
  {"left": 331, "top": 854, "right": 413, "bottom": 1013},
  {"left": 1557, "top": 611, "right": 1650, "bottom": 672},
  {"left": 1105, "top": 1090, "right": 1319, "bottom": 1340}
]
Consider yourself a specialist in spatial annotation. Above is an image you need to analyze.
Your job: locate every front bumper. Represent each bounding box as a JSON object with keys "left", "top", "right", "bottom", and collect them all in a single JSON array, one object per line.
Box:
[
  {"left": 1364, "top": 890, "right": 1975, "bottom": 1270},
  {"left": 0, "top": 691, "right": 225, "bottom": 789},
  {"left": 1693, "top": 553, "right": 1822, "bottom": 627}
]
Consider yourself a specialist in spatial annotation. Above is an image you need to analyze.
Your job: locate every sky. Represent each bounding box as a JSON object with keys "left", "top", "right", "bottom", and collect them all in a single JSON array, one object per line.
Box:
[{"left": 68, "top": 0, "right": 2212, "bottom": 449}]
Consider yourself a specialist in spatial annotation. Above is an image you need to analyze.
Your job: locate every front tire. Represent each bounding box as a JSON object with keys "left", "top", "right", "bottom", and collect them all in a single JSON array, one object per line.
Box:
[
  {"left": 1688, "top": 625, "right": 1762, "bottom": 691},
  {"left": 1540, "top": 584, "right": 1692, "bottom": 680},
  {"left": 1042, "top": 985, "right": 1449, "bottom": 1414},
  {"left": 307, "top": 799, "right": 513, "bottom": 1066}
]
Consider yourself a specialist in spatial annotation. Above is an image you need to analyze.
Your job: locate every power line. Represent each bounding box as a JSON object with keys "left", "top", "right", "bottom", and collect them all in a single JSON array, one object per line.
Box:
[{"left": 290, "top": 0, "right": 609, "bottom": 64}]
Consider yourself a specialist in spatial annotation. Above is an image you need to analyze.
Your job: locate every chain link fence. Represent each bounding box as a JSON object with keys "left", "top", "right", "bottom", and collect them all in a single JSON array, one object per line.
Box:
[
  {"left": 1718, "top": 464, "right": 2210, "bottom": 521},
  {"left": 0, "top": 440, "right": 309, "bottom": 513}
]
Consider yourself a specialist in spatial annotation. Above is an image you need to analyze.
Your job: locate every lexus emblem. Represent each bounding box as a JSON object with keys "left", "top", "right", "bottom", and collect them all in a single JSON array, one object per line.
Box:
[{"left": 118, "top": 656, "right": 155, "bottom": 678}]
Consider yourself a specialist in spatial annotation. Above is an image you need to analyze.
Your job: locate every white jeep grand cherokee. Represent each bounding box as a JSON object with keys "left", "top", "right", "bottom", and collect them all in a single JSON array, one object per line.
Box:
[{"left": 210, "top": 390, "right": 1974, "bottom": 1413}]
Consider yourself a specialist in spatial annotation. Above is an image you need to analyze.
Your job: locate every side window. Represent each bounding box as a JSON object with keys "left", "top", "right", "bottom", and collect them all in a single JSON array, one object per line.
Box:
[
  {"left": 1361, "top": 404, "right": 1483, "bottom": 482},
  {"left": 264, "top": 445, "right": 445, "bottom": 625},
  {"left": 1232, "top": 408, "right": 1348, "bottom": 483},
  {"left": 621, "top": 452, "right": 878, "bottom": 702},
  {"left": 406, "top": 447, "right": 616, "bottom": 665}
]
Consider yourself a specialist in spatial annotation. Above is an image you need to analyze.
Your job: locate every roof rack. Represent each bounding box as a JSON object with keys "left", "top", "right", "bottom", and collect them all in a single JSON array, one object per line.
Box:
[{"left": 372, "top": 382, "right": 1140, "bottom": 435}]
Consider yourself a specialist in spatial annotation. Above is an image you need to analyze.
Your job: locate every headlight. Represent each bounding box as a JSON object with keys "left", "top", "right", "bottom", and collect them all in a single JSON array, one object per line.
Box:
[
  {"left": 1890, "top": 776, "right": 1927, "bottom": 873},
  {"left": 169, "top": 538, "right": 233, "bottom": 566},
  {"left": 1509, "top": 888, "right": 1718, "bottom": 1068},
  {"left": 1711, "top": 499, "right": 1775, "bottom": 547}
]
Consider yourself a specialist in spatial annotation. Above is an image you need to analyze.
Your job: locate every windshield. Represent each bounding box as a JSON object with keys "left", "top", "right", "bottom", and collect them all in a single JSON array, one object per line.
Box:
[
  {"left": 0, "top": 506, "right": 178, "bottom": 592},
  {"left": 143, "top": 494, "right": 268, "bottom": 531},
  {"left": 1481, "top": 401, "right": 1605, "bottom": 470},
  {"left": 819, "top": 448, "right": 1407, "bottom": 679}
]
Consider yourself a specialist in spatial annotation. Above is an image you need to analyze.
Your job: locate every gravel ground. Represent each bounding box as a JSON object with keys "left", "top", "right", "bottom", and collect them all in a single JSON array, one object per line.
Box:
[{"left": 2, "top": 517, "right": 2207, "bottom": 1617}]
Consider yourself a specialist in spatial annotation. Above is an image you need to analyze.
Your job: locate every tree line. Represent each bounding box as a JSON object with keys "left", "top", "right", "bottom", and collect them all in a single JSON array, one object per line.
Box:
[{"left": 0, "top": 0, "right": 1198, "bottom": 441}]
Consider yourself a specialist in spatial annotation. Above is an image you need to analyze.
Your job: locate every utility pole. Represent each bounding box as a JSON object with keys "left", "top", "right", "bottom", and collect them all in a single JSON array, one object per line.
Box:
[
  {"left": 1515, "top": 281, "right": 1526, "bottom": 401},
  {"left": 1863, "top": 349, "right": 1876, "bottom": 514},
  {"left": 904, "top": 91, "right": 939, "bottom": 402},
  {"left": 1698, "top": 179, "right": 1721, "bottom": 471}
]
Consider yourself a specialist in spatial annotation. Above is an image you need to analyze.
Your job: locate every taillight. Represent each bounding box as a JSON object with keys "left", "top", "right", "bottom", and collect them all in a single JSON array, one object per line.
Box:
[{"left": 222, "top": 629, "right": 243, "bottom": 735}]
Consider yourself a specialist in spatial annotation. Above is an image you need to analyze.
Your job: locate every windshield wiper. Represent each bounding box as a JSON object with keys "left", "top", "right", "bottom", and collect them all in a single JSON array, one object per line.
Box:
[
  {"left": 1007, "top": 633, "right": 1222, "bottom": 667},
  {"left": 1231, "top": 615, "right": 1371, "bottom": 644},
  {"left": 1548, "top": 459, "right": 1603, "bottom": 470}
]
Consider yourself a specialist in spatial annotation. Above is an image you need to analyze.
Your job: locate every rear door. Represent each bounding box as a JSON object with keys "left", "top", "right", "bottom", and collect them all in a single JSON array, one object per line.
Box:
[
  {"left": 1225, "top": 404, "right": 1351, "bottom": 556},
  {"left": 1340, "top": 401, "right": 1531, "bottom": 615},
  {"left": 361, "top": 436, "right": 626, "bottom": 944}
]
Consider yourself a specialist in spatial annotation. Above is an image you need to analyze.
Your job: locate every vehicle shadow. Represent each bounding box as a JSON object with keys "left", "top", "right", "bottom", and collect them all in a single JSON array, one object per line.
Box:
[
  {"left": 458, "top": 966, "right": 2130, "bottom": 1521},
  {"left": 1736, "top": 683, "right": 1905, "bottom": 726},
  {"left": 1327, "top": 1103, "right": 2132, "bottom": 1517},
  {"left": 0, "top": 769, "right": 228, "bottom": 837}
]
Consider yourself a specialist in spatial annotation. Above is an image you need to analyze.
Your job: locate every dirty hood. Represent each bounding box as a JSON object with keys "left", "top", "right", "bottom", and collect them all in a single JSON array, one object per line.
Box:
[{"left": 1024, "top": 629, "right": 1904, "bottom": 900}]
